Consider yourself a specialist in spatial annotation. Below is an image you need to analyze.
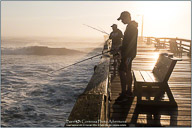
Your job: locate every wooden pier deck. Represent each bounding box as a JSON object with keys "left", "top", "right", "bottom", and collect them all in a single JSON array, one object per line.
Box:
[{"left": 109, "top": 42, "right": 191, "bottom": 127}]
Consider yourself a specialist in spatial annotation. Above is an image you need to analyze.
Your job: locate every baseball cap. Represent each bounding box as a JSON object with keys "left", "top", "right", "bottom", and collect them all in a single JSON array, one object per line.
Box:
[
  {"left": 111, "top": 24, "right": 117, "bottom": 27},
  {"left": 117, "top": 11, "right": 131, "bottom": 20}
]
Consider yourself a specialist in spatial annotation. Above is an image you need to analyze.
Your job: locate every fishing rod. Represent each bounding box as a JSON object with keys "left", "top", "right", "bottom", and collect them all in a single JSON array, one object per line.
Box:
[
  {"left": 83, "top": 24, "right": 109, "bottom": 35},
  {"left": 48, "top": 50, "right": 113, "bottom": 76},
  {"left": 98, "top": 26, "right": 110, "bottom": 36}
]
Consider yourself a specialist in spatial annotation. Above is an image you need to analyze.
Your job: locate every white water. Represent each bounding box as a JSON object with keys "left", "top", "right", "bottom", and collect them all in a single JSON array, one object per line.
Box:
[{"left": 1, "top": 38, "right": 103, "bottom": 127}]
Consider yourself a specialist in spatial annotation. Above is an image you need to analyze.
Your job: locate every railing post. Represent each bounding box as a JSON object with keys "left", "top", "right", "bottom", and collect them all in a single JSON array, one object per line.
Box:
[
  {"left": 179, "top": 40, "right": 182, "bottom": 48},
  {"left": 147, "top": 37, "right": 151, "bottom": 45},
  {"left": 189, "top": 42, "right": 191, "bottom": 56},
  {"left": 164, "top": 39, "right": 166, "bottom": 48},
  {"left": 179, "top": 40, "right": 183, "bottom": 57}
]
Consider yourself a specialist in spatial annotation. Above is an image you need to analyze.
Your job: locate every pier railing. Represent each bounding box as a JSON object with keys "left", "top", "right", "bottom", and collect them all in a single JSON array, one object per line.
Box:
[
  {"left": 144, "top": 37, "right": 191, "bottom": 56},
  {"left": 65, "top": 39, "right": 112, "bottom": 127}
]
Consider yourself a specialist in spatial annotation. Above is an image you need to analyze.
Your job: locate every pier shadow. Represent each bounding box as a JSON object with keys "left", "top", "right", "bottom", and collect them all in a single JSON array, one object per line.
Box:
[
  {"left": 111, "top": 97, "right": 134, "bottom": 118},
  {"left": 130, "top": 105, "right": 178, "bottom": 127},
  {"left": 110, "top": 74, "right": 135, "bottom": 127},
  {"left": 110, "top": 74, "right": 178, "bottom": 127},
  {"left": 110, "top": 96, "right": 134, "bottom": 127}
]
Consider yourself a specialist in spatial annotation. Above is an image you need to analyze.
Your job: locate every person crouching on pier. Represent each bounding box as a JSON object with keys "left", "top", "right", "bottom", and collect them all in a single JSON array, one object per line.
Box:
[
  {"left": 109, "top": 24, "right": 123, "bottom": 75},
  {"left": 117, "top": 11, "right": 138, "bottom": 100}
]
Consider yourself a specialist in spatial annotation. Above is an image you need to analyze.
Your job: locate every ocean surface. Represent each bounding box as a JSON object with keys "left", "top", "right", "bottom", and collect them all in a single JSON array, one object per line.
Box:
[{"left": 1, "top": 38, "right": 104, "bottom": 127}]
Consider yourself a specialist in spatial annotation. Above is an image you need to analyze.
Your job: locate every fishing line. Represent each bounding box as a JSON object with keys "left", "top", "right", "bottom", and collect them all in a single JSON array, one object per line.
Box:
[
  {"left": 83, "top": 24, "right": 109, "bottom": 35},
  {"left": 48, "top": 50, "right": 113, "bottom": 76},
  {"left": 47, "top": 24, "right": 111, "bottom": 77}
]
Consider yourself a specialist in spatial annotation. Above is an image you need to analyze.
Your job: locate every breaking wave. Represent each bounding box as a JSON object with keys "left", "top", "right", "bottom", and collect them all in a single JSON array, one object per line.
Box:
[{"left": 2, "top": 46, "right": 84, "bottom": 55}]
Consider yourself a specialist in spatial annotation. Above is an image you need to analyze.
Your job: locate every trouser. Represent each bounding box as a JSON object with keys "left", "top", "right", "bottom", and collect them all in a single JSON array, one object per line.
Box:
[{"left": 119, "top": 58, "right": 133, "bottom": 94}]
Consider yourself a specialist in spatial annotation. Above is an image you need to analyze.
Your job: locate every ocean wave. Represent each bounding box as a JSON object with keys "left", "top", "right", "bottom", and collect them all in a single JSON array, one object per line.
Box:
[
  {"left": 1, "top": 45, "right": 101, "bottom": 127},
  {"left": 2, "top": 46, "right": 84, "bottom": 55}
]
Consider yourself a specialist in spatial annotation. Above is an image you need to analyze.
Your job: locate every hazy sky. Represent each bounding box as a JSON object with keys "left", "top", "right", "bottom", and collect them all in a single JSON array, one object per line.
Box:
[{"left": 2, "top": 1, "right": 191, "bottom": 40}]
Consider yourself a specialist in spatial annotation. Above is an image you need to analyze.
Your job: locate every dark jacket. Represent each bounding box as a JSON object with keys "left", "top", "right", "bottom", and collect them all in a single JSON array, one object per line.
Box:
[
  {"left": 121, "top": 21, "right": 138, "bottom": 59},
  {"left": 109, "top": 29, "right": 123, "bottom": 46}
]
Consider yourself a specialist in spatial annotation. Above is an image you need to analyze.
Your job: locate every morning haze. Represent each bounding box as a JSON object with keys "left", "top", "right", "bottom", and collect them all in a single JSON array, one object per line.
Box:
[{"left": 2, "top": 1, "right": 191, "bottom": 41}]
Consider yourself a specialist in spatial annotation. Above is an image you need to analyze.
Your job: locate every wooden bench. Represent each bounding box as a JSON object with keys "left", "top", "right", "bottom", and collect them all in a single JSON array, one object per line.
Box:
[
  {"left": 154, "top": 38, "right": 165, "bottom": 49},
  {"left": 169, "top": 39, "right": 182, "bottom": 57},
  {"left": 133, "top": 53, "right": 181, "bottom": 106}
]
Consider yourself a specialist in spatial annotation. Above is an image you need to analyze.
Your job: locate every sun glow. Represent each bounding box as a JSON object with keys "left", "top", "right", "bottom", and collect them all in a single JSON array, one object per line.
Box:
[
  {"left": 2, "top": 1, "right": 190, "bottom": 39},
  {"left": 153, "top": 52, "right": 160, "bottom": 61},
  {"left": 151, "top": 52, "right": 159, "bottom": 69},
  {"left": 141, "top": 2, "right": 179, "bottom": 20},
  {"left": 135, "top": 1, "right": 191, "bottom": 38}
]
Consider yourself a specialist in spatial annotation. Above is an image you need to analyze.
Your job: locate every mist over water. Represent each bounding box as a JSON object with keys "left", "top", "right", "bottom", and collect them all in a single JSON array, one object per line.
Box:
[
  {"left": 1, "top": 37, "right": 104, "bottom": 127},
  {"left": 1, "top": 37, "right": 104, "bottom": 50},
  {"left": 2, "top": 46, "right": 84, "bottom": 55}
]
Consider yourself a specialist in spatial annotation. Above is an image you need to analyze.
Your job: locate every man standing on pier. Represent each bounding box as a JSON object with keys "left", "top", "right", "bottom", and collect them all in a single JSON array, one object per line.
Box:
[
  {"left": 109, "top": 24, "right": 123, "bottom": 53},
  {"left": 117, "top": 11, "right": 138, "bottom": 100},
  {"left": 109, "top": 24, "right": 123, "bottom": 75}
]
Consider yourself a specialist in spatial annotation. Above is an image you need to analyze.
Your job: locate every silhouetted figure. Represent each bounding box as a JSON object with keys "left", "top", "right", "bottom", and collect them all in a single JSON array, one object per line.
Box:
[
  {"left": 117, "top": 11, "right": 138, "bottom": 100},
  {"left": 109, "top": 24, "right": 123, "bottom": 75},
  {"left": 109, "top": 24, "right": 123, "bottom": 53}
]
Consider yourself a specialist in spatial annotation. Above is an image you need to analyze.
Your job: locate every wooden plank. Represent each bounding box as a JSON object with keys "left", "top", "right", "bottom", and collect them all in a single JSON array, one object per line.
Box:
[
  {"left": 110, "top": 108, "right": 191, "bottom": 115},
  {"left": 109, "top": 40, "right": 191, "bottom": 127},
  {"left": 110, "top": 106, "right": 191, "bottom": 111},
  {"left": 122, "top": 115, "right": 191, "bottom": 124},
  {"left": 110, "top": 111, "right": 191, "bottom": 118},
  {"left": 110, "top": 100, "right": 191, "bottom": 106},
  {"left": 146, "top": 71, "right": 160, "bottom": 82},
  {"left": 133, "top": 71, "right": 144, "bottom": 82},
  {"left": 153, "top": 55, "right": 175, "bottom": 82},
  {"left": 134, "top": 119, "right": 191, "bottom": 127},
  {"left": 140, "top": 71, "right": 153, "bottom": 82}
]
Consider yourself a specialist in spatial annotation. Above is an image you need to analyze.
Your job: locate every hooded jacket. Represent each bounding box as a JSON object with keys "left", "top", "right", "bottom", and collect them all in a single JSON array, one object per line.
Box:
[{"left": 121, "top": 21, "right": 138, "bottom": 59}]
